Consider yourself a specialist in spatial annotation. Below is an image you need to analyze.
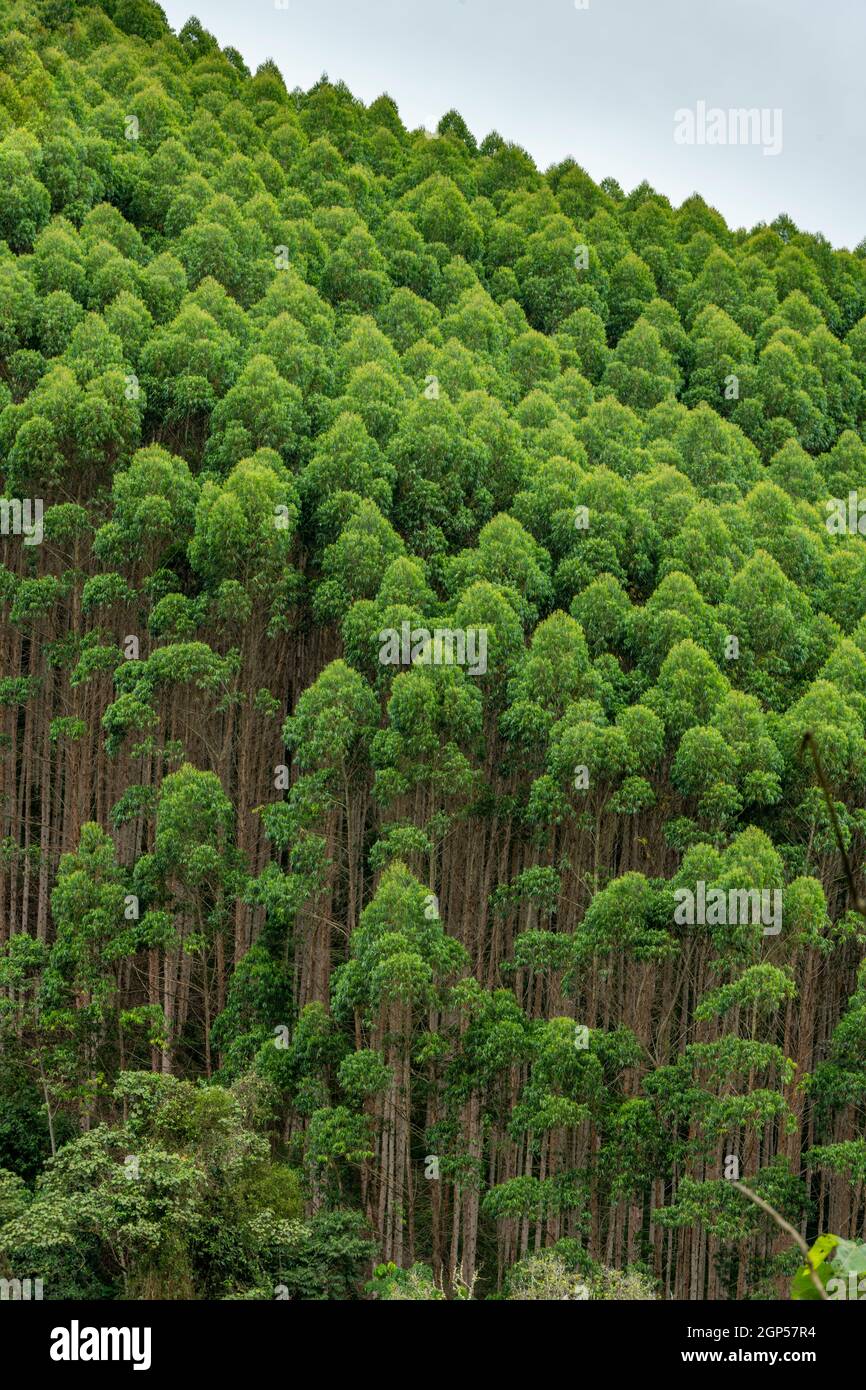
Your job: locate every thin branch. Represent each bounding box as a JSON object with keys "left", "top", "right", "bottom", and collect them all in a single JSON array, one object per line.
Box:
[{"left": 730, "top": 1179, "right": 828, "bottom": 1300}]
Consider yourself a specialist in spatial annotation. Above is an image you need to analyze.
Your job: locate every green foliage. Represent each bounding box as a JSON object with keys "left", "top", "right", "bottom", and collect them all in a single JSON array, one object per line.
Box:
[{"left": 1, "top": 0, "right": 865, "bottom": 1305}]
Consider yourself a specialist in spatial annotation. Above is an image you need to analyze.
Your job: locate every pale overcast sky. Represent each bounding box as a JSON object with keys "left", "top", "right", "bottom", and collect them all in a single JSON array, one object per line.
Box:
[{"left": 157, "top": 0, "right": 865, "bottom": 250}]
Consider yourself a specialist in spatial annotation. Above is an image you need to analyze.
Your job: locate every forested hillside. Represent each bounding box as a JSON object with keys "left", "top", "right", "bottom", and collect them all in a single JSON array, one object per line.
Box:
[{"left": 2, "top": 0, "right": 866, "bottom": 1302}]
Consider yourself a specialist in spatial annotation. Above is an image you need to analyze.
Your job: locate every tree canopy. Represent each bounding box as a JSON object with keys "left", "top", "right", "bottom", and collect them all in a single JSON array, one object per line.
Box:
[{"left": 1, "top": 0, "right": 866, "bottom": 1304}]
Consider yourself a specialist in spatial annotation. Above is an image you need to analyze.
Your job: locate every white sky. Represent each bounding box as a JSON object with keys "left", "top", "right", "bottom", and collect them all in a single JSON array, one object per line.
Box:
[{"left": 157, "top": 0, "right": 865, "bottom": 250}]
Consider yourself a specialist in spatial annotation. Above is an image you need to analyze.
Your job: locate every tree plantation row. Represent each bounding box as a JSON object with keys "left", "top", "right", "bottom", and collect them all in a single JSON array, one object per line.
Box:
[{"left": 1, "top": 0, "right": 866, "bottom": 1302}]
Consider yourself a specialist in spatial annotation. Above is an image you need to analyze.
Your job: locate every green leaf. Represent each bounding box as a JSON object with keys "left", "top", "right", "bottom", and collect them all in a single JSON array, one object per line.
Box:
[{"left": 791, "top": 1233, "right": 839, "bottom": 1300}]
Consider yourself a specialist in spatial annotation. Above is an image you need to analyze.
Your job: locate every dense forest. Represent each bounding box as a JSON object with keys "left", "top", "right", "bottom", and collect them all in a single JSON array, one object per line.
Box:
[{"left": 1, "top": 0, "right": 866, "bottom": 1303}]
